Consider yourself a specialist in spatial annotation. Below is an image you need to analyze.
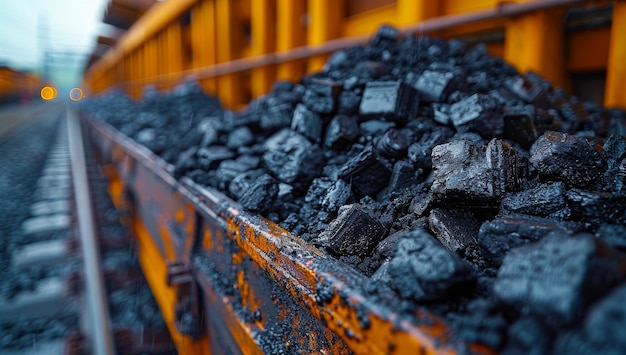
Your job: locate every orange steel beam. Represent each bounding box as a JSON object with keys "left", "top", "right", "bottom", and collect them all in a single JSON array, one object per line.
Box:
[
  {"left": 605, "top": 0, "right": 626, "bottom": 109},
  {"left": 397, "top": 0, "right": 439, "bottom": 26},
  {"left": 215, "top": 0, "right": 244, "bottom": 108},
  {"left": 276, "top": 0, "right": 306, "bottom": 81},
  {"left": 307, "top": 0, "right": 346, "bottom": 72},
  {"left": 191, "top": 0, "right": 217, "bottom": 93},
  {"left": 250, "top": 0, "right": 276, "bottom": 98},
  {"left": 504, "top": 2, "right": 566, "bottom": 87},
  {"left": 567, "top": 26, "right": 610, "bottom": 72}
]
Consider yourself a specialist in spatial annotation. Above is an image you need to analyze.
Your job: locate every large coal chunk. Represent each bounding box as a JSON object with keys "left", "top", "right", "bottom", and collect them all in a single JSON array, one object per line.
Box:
[
  {"left": 262, "top": 129, "right": 325, "bottom": 184},
  {"left": 437, "top": 93, "right": 503, "bottom": 138},
  {"left": 447, "top": 298, "right": 508, "bottom": 350},
  {"left": 501, "top": 182, "right": 570, "bottom": 219},
  {"left": 321, "top": 179, "right": 352, "bottom": 213},
  {"left": 583, "top": 283, "right": 626, "bottom": 352},
  {"left": 477, "top": 214, "right": 576, "bottom": 268},
  {"left": 291, "top": 103, "right": 322, "bottom": 143},
  {"left": 386, "top": 229, "right": 476, "bottom": 302},
  {"left": 324, "top": 114, "right": 360, "bottom": 150},
  {"left": 431, "top": 139, "right": 527, "bottom": 203},
  {"left": 503, "top": 106, "right": 537, "bottom": 149},
  {"left": 501, "top": 317, "right": 552, "bottom": 355},
  {"left": 493, "top": 233, "right": 626, "bottom": 326},
  {"left": 196, "top": 146, "right": 235, "bottom": 170},
  {"left": 408, "top": 66, "right": 466, "bottom": 103},
  {"left": 565, "top": 189, "right": 626, "bottom": 225},
  {"left": 359, "top": 81, "right": 419, "bottom": 122},
  {"left": 302, "top": 79, "right": 341, "bottom": 114},
  {"left": 323, "top": 204, "right": 387, "bottom": 258},
  {"left": 428, "top": 208, "right": 480, "bottom": 257},
  {"left": 375, "top": 128, "right": 409, "bottom": 160},
  {"left": 504, "top": 72, "right": 550, "bottom": 108},
  {"left": 338, "top": 145, "right": 392, "bottom": 196},
  {"left": 529, "top": 131, "right": 607, "bottom": 189},
  {"left": 238, "top": 174, "right": 279, "bottom": 213}
]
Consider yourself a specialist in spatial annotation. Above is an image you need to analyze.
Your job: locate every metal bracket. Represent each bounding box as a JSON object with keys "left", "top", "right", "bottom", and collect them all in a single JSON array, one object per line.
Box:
[{"left": 166, "top": 260, "right": 201, "bottom": 341}]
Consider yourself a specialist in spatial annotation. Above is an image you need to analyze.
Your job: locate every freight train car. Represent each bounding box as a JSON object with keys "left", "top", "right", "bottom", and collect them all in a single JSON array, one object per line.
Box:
[
  {"left": 80, "top": 0, "right": 626, "bottom": 354},
  {"left": 0, "top": 66, "right": 44, "bottom": 105}
]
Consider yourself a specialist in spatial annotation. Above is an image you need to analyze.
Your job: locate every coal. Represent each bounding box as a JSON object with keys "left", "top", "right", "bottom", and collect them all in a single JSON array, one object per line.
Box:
[
  {"left": 385, "top": 229, "right": 476, "bottom": 302},
  {"left": 530, "top": 131, "right": 607, "bottom": 189},
  {"left": 321, "top": 204, "right": 387, "bottom": 258},
  {"left": 501, "top": 317, "right": 552, "bottom": 355},
  {"left": 196, "top": 146, "right": 235, "bottom": 170},
  {"left": 439, "top": 93, "right": 503, "bottom": 138},
  {"left": 565, "top": 189, "right": 626, "bottom": 225},
  {"left": 358, "top": 81, "right": 419, "bottom": 122},
  {"left": 262, "top": 129, "right": 325, "bottom": 184},
  {"left": 493, "top": 233, "right": 626, "bottom": 326},
  {"left": 503, "top": 106, "right": 537, "bottom": 149},
  {"left": 447, "top": 298, "right": 508, "bottom": 350},
  {"left": 386, "top": 160, "right": 423, "bottom": 194},
  {"left": 428, "top": 208, "right": 480, "bottom": 256},
  {"left": 504, "top": 72, "right": 550, "bottom": 108},
  {"left": 375, "top": 129, "right": 409, "bottom": 159},
  {"left": 302, "top": 79, "right": 341, "bottom": 114},
  {"left": 320, "top": 179, "right": 352, "bottom": 213},
  {"left": 337, "top": 145, "right": 392, "bottom": 197},
  {"left": 431, "top": 139, "right": 527, "bottom": 203},
  {"left": 226, "top": 126, "right": 254, "bottom": 149},
  {"left": 501, "top": 182, "right": 570, "bottom": 219},
  {"left": 228, "top": 169, "right": 264, "bottom": 200},
  {"left": 238, "top": 174, "right": 279, "bottom": 213},
  {"left": 583, "top": 283, "right": 626, "bottom": 352},
  {"left": 595, "top": 224, "right": 626, "bottom": 251},
  {"left": 408, "top": 66, "right": 466, "bottom": 103},
  {"left": 477, "top": 214, "right": 576, "bottom": 268},
  {"left": 324, "top": 114, "right": 360, "bottom": 150},
  {"left": 291, "top": 103, "right": 323, "bottom": 143}
]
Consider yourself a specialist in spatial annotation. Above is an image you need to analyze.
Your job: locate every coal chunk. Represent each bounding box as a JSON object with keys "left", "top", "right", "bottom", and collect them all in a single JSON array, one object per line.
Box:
[
  {"left": 501, "top": 182, "right": 570, "bottom": 219},
  {"left": 504, "top": 73, "right": 550, "bottom": 108},
  {"left": 447, "top": 298, "right": 508, "bottom": 350},
  {"left": 493, "top": 233, "right": 626, "bottom": 326},
  {"left": 503, "top": 106, "right": 537, "bottom": 149},
  {"left": 387, "top": 229, "right": 476, "bottom": 302},
  {"left": 375, "top": 129, "right": 409, "bottom": 159},
  {"left": 321, "top": 179, "right": 352, "bottom": 213},
  {"left": 291, "top": 103, "right": 322, "bottom": 143},
  {"left": 596, "top": 224, "right": 626, "bottom": 251},
  {"left": 302, "top": 79, "right": 341, "bottom": 114},
  {"left": 565, "top": 189, "right": 626, "bottom": 225},
  {"left": 338, "top": 145, "right": 392, "bottom": 196},
  {"left": 477, "top": 214, "right": 575, "bottom": 268},
  {"left": 324, "top": 204, "right": 388, "bottom": 258},
  {"left": 196, "top": 146, "right": 235, "bottom": 170},
  {"left": 431, "top": 139, "right": 527, "bottom": 203},
  {"left": 262, "top": 129, "right": 325, "bottom": 184},
  {"left": 386, "top": 160, "right": 423, "bottom": 194},
  {"left": 226, "top": 126, "right": 254, "bottom": 149},
  {"left": 409, "top": 67, "right": 466, "bottom": 103},
  {"left": 359, "top": 81, "right": 419, "bottom": 122},
  {"left": 238, "top": 174, "right": 279, "bottom": 213},
  {"left": 447, "top": 94, "right": 503, "bottom": 138},
  {"left": 583, "top": 283, "right": 626, "bottom": 352},
  {"left": 229, "top": 169, "right": 264, "bottom": 199},
  {"left": 324, "top": 114, "right": 360, "bottom": 150},
  {"left": 529, "top": 131, "right": 607, "bottom": 189},
  {"left": 501, "top": 317, "right": 552, "bottom": 355},
  {"left": 428, "top": 208, "right": 480, "bottom": 256}
]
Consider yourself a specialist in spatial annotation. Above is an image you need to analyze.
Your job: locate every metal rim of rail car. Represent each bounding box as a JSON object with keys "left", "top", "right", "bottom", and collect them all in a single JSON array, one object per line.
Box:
[{"left": 81, "top": 112, "right": 488, "bottom": 353}]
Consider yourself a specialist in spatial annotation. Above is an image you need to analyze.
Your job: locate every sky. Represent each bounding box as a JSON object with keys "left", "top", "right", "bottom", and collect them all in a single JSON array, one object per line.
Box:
[{"left": 0, "top": 0, "right": 109, "bottom": 90}]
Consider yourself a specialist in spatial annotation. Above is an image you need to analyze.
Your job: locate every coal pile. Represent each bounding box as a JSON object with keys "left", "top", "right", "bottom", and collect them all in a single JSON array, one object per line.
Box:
[{"left": 82, "top": 25, "right": 626, "bottom": 353}]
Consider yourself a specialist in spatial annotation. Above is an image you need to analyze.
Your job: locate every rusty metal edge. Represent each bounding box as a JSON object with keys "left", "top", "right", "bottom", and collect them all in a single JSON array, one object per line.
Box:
[{"left": 81, "top": 113, "right": 492, "bottom": 354}]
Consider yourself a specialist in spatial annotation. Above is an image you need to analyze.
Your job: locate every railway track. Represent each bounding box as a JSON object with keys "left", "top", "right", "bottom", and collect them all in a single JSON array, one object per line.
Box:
[{"left": 0, "top": 104, "right": 174, "bottom": 354}]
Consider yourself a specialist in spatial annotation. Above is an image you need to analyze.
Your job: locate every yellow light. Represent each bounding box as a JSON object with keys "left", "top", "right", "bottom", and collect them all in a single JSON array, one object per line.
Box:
[
  {"left": 69, "top": 87, "right": 84, "bottom": 101},
  {"left": 40, "top": 86, "right": 57, "bottom": 100}
]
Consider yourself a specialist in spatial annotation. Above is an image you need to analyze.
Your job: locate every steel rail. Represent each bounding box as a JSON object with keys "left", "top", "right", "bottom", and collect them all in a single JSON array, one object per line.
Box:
[
  {"left": 112, "top": 0, "right": 588, "bottom": 90},
  {"left": 66, "top": 105, "right": 116, "bottom": 355}
]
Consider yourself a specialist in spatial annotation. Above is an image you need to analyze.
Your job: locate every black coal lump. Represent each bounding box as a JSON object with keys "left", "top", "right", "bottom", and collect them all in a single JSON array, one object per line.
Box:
[
  {"left": 448, "top": 93, "right": 503, "bottom": 138},
  {"left": 262, "top": 129, "right": 325, "bottom": 184},
  {"left": 337, "top": 144, "right": 392, "bottom": 197},
  {"left": 226, "top": 126, "right": 254, "bottom": 149},
  {"left": 238, "top": 174, "right": 279, "bottom": 213},
  {"left": 358, "top": 81, "right": 419, "bottom": 122},
  {"left": 431, "top": 139, "right": 526, "bottom": 203},
  {"left": 504, "top": 72, "right": 550, "bottom": 109},
  {"left": 375, "top": 128, "right": 409, "bottom": 160},
  {"left": 260, "top": 97, "right": 293, "bottom": 132},
  {"left": 503, "top": 106, "right": 537, "bottom": 150},
  {"left": 565, "top": 189, "right": 626, "bottom": 225},
  {"left": 477, "top": 214, "right": 576, "bottom": 268},
  {"left": 446, "top": 298, "right": 508, "bottom": 350},
  {"left": 493, "top": 233, "right": 626, "bottom": 327},
  {"left": 305, "top": 177, "right": 333, "bottom": 209},
  {"left": 291, "top": 103, "right": 323, "bottom": 143},
  {"left": 386, "top": 160, "right": 424, "bottom": 194},
  {"left": 229, "top": 169, "right": 264, "bottom": 200},
  {"left": 196, "top": 146, "right": 235, "bottom": 170},
  {"left": 596, "top": 224, "right": 626, "bottom": 251},
  {"left": 428, "top": 208, "right": 480, "bottom": 257},
  {"left": 529, "top": 131, "right": 607, "bottom": 189},
  {"left": 501, "top": 317, "right": 553, "bottom": 355},
  {"left": 602, "top": 134, "right": 626, "bottom": 193},
  {"left": 321, "top": 179, "right": 352, "bottom": 213},
  {"left": 386, "top": 229, "right": 476, "bottom": 302},
  {"left": 321, "top": 204, "right": 387, "bottom": 258},
  {"left": 408, "top": 66, "right": 466, "bottom": 103},
  {"left": 302, "top": 78, "right": 341, "bottom": 114},
  {"left": 582, "top": 282, "right": 626, "bottom": 352},
  {"left": 501, "top": 182, "right": 570, "bottom": 219},
  {"left": 324, "top": 114, "right": 360, "bottom": 150}
]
